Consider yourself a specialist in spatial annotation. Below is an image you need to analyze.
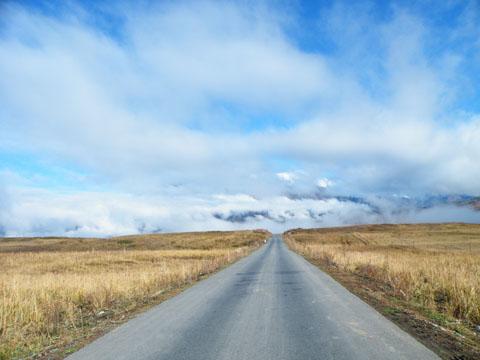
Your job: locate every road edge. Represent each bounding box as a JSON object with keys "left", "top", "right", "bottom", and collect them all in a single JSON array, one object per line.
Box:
[
  {"left": 34, "top": 241, "right": 270, "bottom": 360},
  {"left": 282, "top": 234, "right": 480, "bottom": 360}
]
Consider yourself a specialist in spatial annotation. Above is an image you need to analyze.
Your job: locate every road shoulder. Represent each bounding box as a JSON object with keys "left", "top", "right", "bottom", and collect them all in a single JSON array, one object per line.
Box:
[{"left": 287, "top": 247, "right": 480, "bottom": 360}]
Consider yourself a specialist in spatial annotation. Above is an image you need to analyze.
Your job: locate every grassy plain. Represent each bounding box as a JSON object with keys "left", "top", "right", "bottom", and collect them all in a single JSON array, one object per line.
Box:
[
  {"left": 285, "top": 223, "right": 480, "bottom": 358},
  {"left": 0, "top": 230, "right": 270, "bottom": 359}
]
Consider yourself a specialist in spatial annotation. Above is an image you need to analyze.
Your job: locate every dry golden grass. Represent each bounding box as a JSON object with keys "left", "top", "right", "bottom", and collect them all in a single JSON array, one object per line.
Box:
[
  {"left": 285, "top": 224, "right": 480, "bottom": 325},
  {"left": 0, "top": 230, "right": 270, "bottom": 359},
  {"left": 0, "top": 230, "right": 268, "bottom": 253}
]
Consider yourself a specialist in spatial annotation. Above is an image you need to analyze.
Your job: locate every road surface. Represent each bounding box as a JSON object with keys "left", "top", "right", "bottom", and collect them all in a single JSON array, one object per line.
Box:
[{"left": 68, "top": 235, "right": 438, "bottom": 360}]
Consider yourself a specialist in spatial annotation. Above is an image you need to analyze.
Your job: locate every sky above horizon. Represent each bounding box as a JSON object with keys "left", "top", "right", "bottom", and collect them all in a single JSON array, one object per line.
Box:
[{"left": 1, "top": 0, "right": 480, "bottom": 236}]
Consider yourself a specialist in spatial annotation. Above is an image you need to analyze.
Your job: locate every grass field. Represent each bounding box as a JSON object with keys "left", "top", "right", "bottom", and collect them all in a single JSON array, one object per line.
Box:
[
  {"left": 0, "top": 230, "right": 270, "bottom": 359},
  {"left": 284, "top": 223, "right": 480, "bottom": 358}
]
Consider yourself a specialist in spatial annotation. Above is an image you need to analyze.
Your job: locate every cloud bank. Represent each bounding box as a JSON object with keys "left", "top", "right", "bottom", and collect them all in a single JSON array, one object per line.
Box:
[{"left": 1, "top": 182, "right": 478, "bottom": 237}]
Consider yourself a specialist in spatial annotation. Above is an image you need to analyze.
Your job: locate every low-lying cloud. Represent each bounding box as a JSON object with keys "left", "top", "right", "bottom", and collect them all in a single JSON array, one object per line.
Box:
[{"left": 1, "top": 184, "right": 478, "bottom": 237}]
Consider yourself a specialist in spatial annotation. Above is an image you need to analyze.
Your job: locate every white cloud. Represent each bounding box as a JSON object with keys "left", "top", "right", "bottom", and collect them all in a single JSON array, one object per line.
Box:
[
  {"left": 2, "top": 1, "right": 479, "bottom": 195},
  {"left": 317, "top": 178, "right": 334, "bottom": 189},
  {"left": 0, "top": 1, "right": 480, "bottom": 236},
  {"left": 1, "top": 180, "right": 478, "bottom": 237},
  {"left": 213, "top": 194, "right": 257, "bottom": 203},
  {"left": 276, "top": 172, "right": 298, "bottom": 183},
  {"left": 0, "top": 1, "right": 335, "bottom": 191}
]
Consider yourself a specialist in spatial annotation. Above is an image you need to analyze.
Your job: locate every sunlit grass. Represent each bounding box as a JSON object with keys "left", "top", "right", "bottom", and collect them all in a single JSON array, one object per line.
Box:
[
  {"left": 285, "top": 224, "right": 480, "bottom": 325},
  {"left": 0, "top": 230, "right": 269, "bottom": 359}
]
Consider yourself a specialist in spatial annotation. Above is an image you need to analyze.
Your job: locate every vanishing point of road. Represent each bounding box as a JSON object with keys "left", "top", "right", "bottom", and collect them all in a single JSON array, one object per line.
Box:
[{"left": 68, "top": 235, "right": 439, "bottom": 360}]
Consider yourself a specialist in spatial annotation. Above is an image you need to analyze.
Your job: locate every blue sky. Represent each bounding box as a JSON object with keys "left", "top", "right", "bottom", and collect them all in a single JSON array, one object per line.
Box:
[{"left": 1, "top": 0, "right": 480, "bottom": 236}]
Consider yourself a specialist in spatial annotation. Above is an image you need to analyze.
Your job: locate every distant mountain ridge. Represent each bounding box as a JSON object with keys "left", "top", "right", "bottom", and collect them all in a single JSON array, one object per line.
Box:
[
  {"left": 212, "top": 193, "right": 480, "bottom": 224},
  {"left": 286, "top": 192, "right": 480, "bottom": 210}
]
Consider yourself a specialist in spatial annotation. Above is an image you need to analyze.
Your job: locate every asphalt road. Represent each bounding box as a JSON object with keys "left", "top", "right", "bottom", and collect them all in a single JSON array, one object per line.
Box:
[{"left": 68, "top": 235, "right": 439, "bottom": 360}]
